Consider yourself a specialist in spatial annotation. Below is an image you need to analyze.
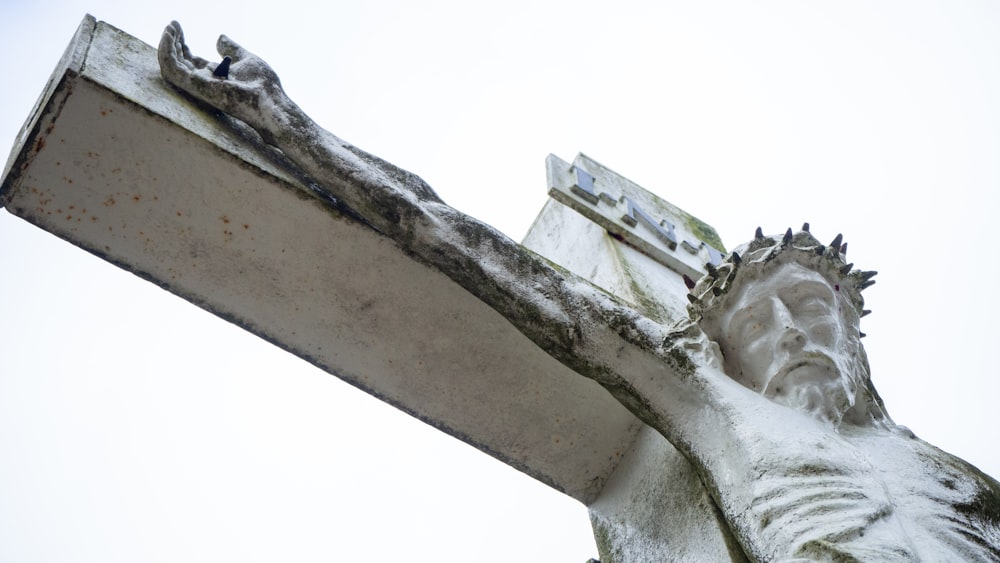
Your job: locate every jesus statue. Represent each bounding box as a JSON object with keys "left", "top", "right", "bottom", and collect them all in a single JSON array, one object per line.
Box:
[{"left": 159, "top": 21, "right": 1000, "bottom": 561}]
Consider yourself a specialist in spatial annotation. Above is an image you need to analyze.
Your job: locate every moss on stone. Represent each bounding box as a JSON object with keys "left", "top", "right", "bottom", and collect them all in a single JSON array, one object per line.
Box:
[
  {"left": 684, "top": 213, "right": 725, "bottom": 253},
  {"left": 665, "top": 345, "right": 696, "bottom": 376},
  {"left": 589, "top": 516, "right": 620, "bottom": 563},
  {"left": 609, "top": 238, "right": 671, "bottom": 324},
  {"left": 795, "top": 540, "right": 865, "bottom": 562}
]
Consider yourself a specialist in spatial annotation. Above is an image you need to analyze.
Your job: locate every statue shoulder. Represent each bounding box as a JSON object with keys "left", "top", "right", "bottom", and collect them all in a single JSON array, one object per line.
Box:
[{"left": 892, "top": 431, "right": 1000, "bottom": 559}]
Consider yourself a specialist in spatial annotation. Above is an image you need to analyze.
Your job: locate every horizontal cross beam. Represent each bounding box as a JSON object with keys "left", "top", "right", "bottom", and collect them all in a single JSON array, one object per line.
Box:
[{"left": 1, "top": 16, "right": 641, "bottom": 504}]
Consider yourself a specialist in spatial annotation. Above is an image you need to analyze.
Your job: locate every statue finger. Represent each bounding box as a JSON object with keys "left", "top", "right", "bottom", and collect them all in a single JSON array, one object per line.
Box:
[
  {"left": 216, "top": 34, "right": 249, "bottom": 61},
  {"left": 181, "top": 42, "right": 209, "bottom": 70},
  {"left": 158, "top": 22, "right": 181, "bottom": 67},
  {"left": 163, "top": 20, "right": 184, "bottom": 46},
  {"left": 158, "top": 24, "right": 189, "bottom": 80},
  {"left": 168, "top": 22, "right": 197, "bottom": 67},
  {"left": 159, "top": 21, "right": 205, "bottom": 74}
]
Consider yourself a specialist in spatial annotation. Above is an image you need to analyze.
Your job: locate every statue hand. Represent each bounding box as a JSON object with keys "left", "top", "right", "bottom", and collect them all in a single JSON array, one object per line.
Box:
[{"left": 158, "top": 21, "right": 287, "bottom": 134}]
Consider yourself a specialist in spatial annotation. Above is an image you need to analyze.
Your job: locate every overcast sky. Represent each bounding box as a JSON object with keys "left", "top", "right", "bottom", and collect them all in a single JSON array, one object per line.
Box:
[{"left": 2, "top": 2, "right": 1000, "bottom": 561}]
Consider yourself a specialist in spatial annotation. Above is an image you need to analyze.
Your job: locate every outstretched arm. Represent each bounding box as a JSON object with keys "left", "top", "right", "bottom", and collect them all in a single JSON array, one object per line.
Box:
[
  {"left": 158, "top": 24, "right": 933, "bottom": 561},
  {"left": 156, "top": 22, "right": 792, "bottom": 460},
  {"left": 156, "top": 24, "right": 775, "bottom": 505},
  {"left": 158, "top": 21, "right": 678, "bottom": 394}
]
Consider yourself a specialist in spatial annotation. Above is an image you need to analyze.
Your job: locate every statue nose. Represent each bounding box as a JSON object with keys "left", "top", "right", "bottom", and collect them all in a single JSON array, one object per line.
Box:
[
  {"left": 779, "top": 325, "right": 807, "bottom": 351},
  {"left": 772, "top": 297, "right": 806, "bottom": 351}
]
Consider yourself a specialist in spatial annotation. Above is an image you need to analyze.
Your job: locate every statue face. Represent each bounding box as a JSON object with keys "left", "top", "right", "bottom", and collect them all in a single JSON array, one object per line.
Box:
[{"left": 712, "top": 262, "right": 859, "bottom": 424}]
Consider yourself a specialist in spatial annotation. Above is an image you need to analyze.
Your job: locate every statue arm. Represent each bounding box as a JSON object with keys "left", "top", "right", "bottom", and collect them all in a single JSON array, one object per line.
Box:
[
  {"left": 158, "top": 24, "right": 946, "bottom": 561},
  {"left": 157, "top": 22, "right": 678, "bottom": 393},
  {"left": 155, "top": 21, "right": 796, "bottom": 478}
]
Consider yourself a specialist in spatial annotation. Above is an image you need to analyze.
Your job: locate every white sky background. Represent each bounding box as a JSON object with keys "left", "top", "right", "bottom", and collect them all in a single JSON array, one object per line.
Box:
[{"left": 2, "top": 1, "right": 999, "bottom": 561}]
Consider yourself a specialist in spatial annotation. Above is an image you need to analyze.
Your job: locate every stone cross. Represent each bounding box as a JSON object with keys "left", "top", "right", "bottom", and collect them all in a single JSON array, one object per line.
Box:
[
  {"left": 0, "top": 16, "right": 737, "bottom": 560},
  {"left": 8, "top": 17, "right": 999, "bottom": 562}
]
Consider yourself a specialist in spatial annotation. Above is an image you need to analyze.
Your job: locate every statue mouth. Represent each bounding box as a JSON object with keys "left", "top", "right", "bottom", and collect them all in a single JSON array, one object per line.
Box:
[{"left": 762, "top": 353, "right": 840, "bottom": 399}]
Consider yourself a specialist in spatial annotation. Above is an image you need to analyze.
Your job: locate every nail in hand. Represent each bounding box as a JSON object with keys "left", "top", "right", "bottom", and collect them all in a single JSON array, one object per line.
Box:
[{"left": 213, "top": 56, "right": 232, "bottom": 78}]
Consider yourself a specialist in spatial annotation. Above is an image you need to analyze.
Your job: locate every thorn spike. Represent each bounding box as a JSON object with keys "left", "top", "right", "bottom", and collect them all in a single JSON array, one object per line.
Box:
[
  {"left": 731, "top": 251, "right": 742, "bottom": 266},
  {"left": 705, "top": 263, "right": 719, "bottom": 278},
  {"left": 802, "top": 222, "right": 810, "bottom": 232},
  {"left": 860, "top": 280, "right": 876, "bottom": 290},
  {"left": 782, "top": 228, "right": 793, "bottom": 245},
  {"left": 830, "top": 233, "right": 843, "bottom": 250},
  {"left": 687, "top": 293, "right": 700, "bottom": 305},
  {"left": 755, "top": 227, "right": 764, "bottom": 240},
  {"left": 683, "top": 274, "right": 697, "bottom": 290},
  {"left": 860, "top": 270, "right": 878, "bottom": 281},
  {"left": 860, "top": 332, "right": 867, "bottom": 338},
  {"left": 861, "top": 309, "right": 872, "bottom": 317},
  {"left": 840, "top": 263, "right": 854, "bottom": 275},
  {"left": 840, "top": 242, "right": 848, "bottom": 255}
]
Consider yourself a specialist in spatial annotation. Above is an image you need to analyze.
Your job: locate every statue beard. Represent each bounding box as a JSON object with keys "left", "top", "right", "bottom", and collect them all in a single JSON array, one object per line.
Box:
[{"left": 764, "top": 355, "right": 853, "bottom": 425}]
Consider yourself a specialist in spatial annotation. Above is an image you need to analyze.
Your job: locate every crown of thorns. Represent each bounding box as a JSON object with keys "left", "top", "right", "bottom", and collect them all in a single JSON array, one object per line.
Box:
[{"left": 683, "top": 224, "right": 876, "bottom": 337}]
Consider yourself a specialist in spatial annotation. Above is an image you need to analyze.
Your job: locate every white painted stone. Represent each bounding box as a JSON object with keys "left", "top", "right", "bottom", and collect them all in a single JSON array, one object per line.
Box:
[
  {"left": 523, "top": 154, "right": 743, "bottom": 561},
  {"left": 7, "top": 16, "right": 1000, "bottom": 562},
  {"left": 148, "top": 16, "right": 1000, "bottom": 562},
  {"left": 0, "top": 15, "right": 639, "bottom": 505},
  {"left": 545, "top": 154, "right": 724, "bottom": 284},
  {"left": 0, "top": 17, "right": 745, "bottom": 559}
]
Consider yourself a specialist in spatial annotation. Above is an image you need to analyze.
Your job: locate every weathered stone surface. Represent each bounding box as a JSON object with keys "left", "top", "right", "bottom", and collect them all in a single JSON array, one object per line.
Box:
[
  {"left": 525, "top": 154, "right": 744, "bottom": 561},
  {"left": 147, "top": 16, "right": 1000, "bottom": 562},
  {"left": 9, "top": 16, "right": 1000, "bottom": 562},
  {"left": 0, "top": 15, "right": 640, "bottom": 504},
  {"left": 0, "top": 18, "right": 747, "bottom": 559}
]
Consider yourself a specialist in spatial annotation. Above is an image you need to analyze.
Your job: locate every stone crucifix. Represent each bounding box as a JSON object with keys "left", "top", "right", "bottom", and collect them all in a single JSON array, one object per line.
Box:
[{"left": 156, "top": 21, "right": 1000, "bottom": 561}]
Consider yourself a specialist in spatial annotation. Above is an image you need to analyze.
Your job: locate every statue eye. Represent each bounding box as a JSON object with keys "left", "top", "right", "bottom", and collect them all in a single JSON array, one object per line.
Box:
[
  {"left": 728, "top": 299, "right": 776, "bottom": 344},
  {"left": 733, "top": 312, "right": 765, "bottom": 343},
  {"left": 781, "top": 280, "right": 835, "bottom": 314},
  {"left": 798, "top": 296, "right": 829, "bottom": 313},
  {"left": 788, "top": 288, "right": 833, "bottom": 316}
]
